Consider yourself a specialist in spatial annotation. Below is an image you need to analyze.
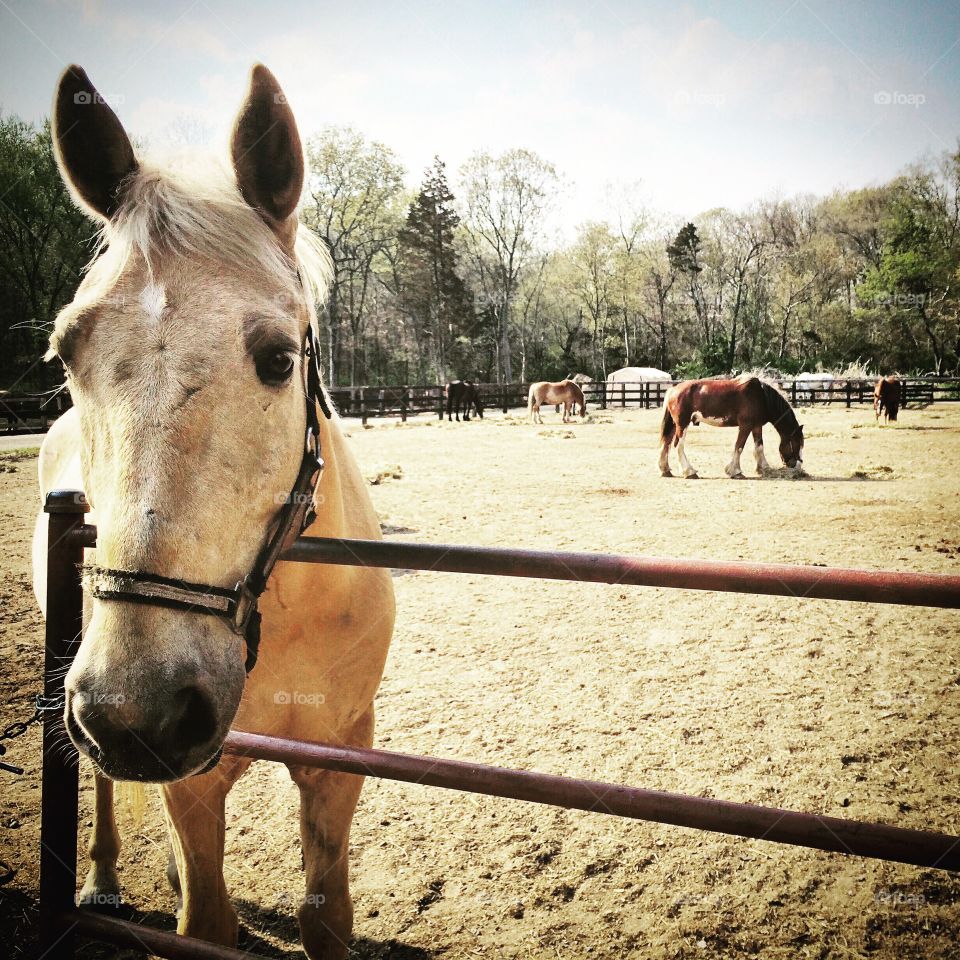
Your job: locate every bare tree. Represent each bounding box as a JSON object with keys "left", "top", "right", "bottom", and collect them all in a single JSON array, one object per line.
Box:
[{"left": 458, "top": 149, "right": 558, "bottom": 382}]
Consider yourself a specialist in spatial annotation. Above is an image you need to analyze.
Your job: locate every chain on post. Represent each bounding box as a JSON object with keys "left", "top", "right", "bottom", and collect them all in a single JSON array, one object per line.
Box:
[{"left": 0, "top": 694, "right": 65, "bottom": 775}]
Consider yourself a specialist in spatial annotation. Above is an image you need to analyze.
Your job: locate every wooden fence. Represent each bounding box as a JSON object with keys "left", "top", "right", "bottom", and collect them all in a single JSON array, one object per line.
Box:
[
  {"left": 329, "top": 377, "right": 960, "bottom": 423},
  {"left": 5, "top": 378, "right": 958, "bottom": 432}
]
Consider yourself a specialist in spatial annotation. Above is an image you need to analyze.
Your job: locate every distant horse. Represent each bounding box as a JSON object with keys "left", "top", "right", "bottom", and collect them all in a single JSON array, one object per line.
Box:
[
  {"left": 874, "top": 376, "right": 901, "bottom": 423},
  {"left": 528, "top": 380, "right": 586, "bottom": 423},
  {"left": 659, "top": 375, "right": 804, "bottom": 479},
  {"left": 566, "top": 372, "right": 594, "bottom": 385},
  {"left": 445, "top": 380, "right": 483, "bottom": 421}
]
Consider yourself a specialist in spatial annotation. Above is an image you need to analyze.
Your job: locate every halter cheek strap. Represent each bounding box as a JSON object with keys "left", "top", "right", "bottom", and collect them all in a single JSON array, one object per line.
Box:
[{"left": 83, "top": 323, "right": 327, "bottom": 675}]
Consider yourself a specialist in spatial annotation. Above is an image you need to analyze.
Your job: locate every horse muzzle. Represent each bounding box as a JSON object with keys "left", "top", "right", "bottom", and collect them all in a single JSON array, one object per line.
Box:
[{"left": 65, "top": 676, "right": 228, "bottom": 782}]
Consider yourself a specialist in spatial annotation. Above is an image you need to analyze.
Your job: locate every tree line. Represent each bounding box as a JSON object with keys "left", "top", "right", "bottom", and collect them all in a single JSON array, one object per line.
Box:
[{"left": 1, "top": 112, "right": 958, "bottom": 393}]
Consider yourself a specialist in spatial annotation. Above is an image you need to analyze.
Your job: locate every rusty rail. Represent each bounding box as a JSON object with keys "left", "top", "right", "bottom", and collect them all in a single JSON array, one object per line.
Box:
[
  {"left": 224, "top": 731, "right": 960, "bottom": 871},
  {"left": 282, "top": 536, "right": 960, "bottom": 608}
]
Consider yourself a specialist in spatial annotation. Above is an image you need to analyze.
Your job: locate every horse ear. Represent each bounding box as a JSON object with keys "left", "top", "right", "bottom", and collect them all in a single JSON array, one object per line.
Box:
[
  {"left": 53, "top": 65, "right": 137, "bottom": 221},
  {"left": 231, "top": 64, "right": 304, "bottom": 250}
]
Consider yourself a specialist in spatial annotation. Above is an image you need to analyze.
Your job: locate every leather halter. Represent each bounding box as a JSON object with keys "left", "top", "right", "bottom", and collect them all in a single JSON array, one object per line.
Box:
[{"left": 83, "top": 321, "right": 329, "bottom": 675}]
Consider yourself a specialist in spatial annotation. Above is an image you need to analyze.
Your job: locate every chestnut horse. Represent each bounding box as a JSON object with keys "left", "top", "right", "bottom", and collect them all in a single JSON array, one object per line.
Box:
[
  {"left": 874, "top": 375, "right": 901, "bottom": 423},
  {"left": 445, "top": 379, "right": 484, "bottom": 421},
  {"left": 527, "top": 379, "right": 586, "bottom": 423},
  {"left": 31, "top": 65, "right": 394, "bottom": 958},
  {"left": 659, "top": 375, "right": 804, "bottom": 478}
]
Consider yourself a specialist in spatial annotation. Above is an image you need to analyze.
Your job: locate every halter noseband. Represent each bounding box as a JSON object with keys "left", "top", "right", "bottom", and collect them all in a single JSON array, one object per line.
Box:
[{"left": 83, "top": 322, "right": 330, "bottom": 675}]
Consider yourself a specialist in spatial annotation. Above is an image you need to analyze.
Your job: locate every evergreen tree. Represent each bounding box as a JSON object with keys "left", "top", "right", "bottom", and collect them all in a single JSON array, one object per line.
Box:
[{"left": 398, "top": 157, "right": 476, "bottom": 381}]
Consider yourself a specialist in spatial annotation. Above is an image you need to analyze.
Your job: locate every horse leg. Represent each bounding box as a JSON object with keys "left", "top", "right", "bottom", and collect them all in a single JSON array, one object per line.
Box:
[
  {"left": 725, "top": 425, "right": 750, "bottom": 478},
  {"left": 291, "top": 710, "right": 373, "bottom": 960},
  {"left": 752, "top": 426, "right": 771, "bottom": 474},
  {"left": 78, "top": 770, "right": 122, "bottom": 910},
  {"left": 676, "top": 427, "right": 698, "bottom": 479},
  {"left": 161, "top": 756, "right": 250, "bottom": 945}
]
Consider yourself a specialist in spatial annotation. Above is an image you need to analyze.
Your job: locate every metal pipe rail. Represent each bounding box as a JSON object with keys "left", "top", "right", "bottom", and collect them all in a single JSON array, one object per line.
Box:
[
  {"left": 66, "top": 524, "right": 960, "bottom": 607},
  {"left": 224, "top": 730, "right": 960, "bottom": 871},
  {"left": 283, "top": 536, "right": 960, "bottom": 608}
]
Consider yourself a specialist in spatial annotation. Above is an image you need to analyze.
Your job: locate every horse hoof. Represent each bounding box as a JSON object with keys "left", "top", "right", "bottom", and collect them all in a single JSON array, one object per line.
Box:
[
  {"left": 660, "top": 470, "right": 673, "bottom": 478},
  {"left": 684, "top": 472, "right": 699, "bottom": 480},
  {"left": 731, "top": 473, "right": 745, "bottom": 479}
]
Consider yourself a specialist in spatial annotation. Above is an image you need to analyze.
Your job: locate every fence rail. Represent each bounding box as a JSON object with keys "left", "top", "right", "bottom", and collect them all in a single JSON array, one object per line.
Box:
[{"left": 37, "top": 491, "right": 960, "bottom": 960}]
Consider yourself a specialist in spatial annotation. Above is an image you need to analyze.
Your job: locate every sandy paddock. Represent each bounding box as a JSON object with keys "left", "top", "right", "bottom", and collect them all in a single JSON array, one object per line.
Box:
[{"left": 2, "top": 403, "right": 959, "bottom": 959}]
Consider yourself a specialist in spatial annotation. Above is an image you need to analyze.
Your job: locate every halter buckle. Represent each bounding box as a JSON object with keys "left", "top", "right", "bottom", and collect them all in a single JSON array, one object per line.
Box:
[{"left": 230, "top": 578, "right": 260, "bottom": 636}]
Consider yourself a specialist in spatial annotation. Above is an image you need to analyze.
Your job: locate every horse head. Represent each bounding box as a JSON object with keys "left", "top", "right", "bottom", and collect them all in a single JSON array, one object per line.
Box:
[
  {"left": 50, "top": 64, "right": 331, "bottom": 782},
  {"left": 779, "top": 423, "right": 805, "bottom": 470}
]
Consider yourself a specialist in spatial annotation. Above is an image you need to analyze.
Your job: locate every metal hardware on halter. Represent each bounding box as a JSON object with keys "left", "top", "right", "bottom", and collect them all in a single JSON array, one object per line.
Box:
[{"left": 83, "top": 320, "right": 328, "bottom": 676}]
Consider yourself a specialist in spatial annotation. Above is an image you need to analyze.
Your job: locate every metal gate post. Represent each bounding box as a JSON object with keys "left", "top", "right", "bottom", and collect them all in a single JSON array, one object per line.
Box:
[{"left": 38, "top": 489, "right": 88, "bottom": 960}]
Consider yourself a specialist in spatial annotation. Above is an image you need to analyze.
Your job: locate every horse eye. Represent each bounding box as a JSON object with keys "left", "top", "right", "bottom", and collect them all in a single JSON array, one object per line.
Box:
[{"left": 255, "top": 349, "right": 295, "bottom": 385}]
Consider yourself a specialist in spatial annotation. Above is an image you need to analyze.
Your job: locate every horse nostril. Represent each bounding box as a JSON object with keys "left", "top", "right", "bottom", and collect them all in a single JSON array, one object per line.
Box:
[{"left": 166, "top": 685, "right": 218, "bottom": 752}]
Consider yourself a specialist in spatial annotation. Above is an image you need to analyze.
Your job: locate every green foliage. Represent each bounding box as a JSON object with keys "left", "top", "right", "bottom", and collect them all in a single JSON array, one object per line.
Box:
[{"left": 0, "top": 115, "right": 92, "bottom": 391}]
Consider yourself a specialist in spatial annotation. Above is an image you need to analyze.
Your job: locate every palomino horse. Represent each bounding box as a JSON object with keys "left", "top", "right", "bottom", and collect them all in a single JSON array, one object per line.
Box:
[
  {"left": 874, "top": 375, "right": 901, "bottom": 423},
  {"left": 659, "top": 375, "right": 804, "bottom": 479},
  {"left": 527, "top": 379, "right": 586, "bottom": 423},
  {"left": 31, "top": 65, "right": 394, "bottom": 958},
  {"left": 445, "top": 379, "right": 484, "bottom": 421}
]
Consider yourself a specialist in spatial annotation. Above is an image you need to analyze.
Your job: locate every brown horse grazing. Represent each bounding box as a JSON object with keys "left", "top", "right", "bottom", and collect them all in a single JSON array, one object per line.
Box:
[
  {"left": 33, "top": 65, "right": 394, "bottom": 958},
  {"left": 528, "top": 380, "right": 586, "bottom": 423},
  {"left": 874, "top": 375, "right": 901, "bottom": 423},
  {"left": 445, "top": 379, "right": 483, "bottom": 421},
  {"left": 659, "top": 375, "right": 804, "bottom": 479}
]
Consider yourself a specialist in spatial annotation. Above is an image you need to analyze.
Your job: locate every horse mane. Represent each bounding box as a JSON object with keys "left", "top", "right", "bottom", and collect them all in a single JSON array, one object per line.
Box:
[
  {"left": 759, "top": 379, "right": 799, "bottom": 435},
  {"left": 80, "top": 152, "right": 333, "bottom": 317}
]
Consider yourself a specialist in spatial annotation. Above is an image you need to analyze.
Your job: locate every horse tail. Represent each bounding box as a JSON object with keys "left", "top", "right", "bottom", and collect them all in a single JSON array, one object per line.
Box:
[
  {"left": 527, "top": 384, "right": 536, "bottom": 417},
  {"left": 660, "top": 402, "right": 675, "bottom": 446}
]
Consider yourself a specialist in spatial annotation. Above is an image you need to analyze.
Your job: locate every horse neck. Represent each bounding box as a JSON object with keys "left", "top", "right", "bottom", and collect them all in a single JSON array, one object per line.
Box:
[
  {"left": 310, "top": 406, "right": 381, "bottom": 541},
  {"left": 768, "top": 399, "right": 799, "bottom": 439}
]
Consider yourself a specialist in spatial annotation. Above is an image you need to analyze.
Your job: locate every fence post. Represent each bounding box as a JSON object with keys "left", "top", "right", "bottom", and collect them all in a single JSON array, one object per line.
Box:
[
  {"left": 401, "top": 386, "right": 408, "bottom": 422},
  {"left": 790, "top": 380, "right": 797, "bottom": 406},
  {"left": 360, "top": 388, "right": 367, "bottom": 426},
  {"left": 438, "top": 386, "right": 445, "bottom": 420},
  {"left": 846, "top": 381, "right": 852, "bottom": 409},
  {"left": 600, "top": 381, "right": 607, "bottom": 410},
  {"left": 503, "top": 384, "right": 510, "bottom": 415},
  {"left": 378, "top": 390, "right": 385, "bottom": 417},
  {"left": 39, "top": 489, "right": 88, "bottom": 960}
]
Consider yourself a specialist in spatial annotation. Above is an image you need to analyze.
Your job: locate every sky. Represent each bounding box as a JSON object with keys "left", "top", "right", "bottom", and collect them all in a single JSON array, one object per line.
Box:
[{"left": 1, "top": 0, "right": 958, "bottom": 233}]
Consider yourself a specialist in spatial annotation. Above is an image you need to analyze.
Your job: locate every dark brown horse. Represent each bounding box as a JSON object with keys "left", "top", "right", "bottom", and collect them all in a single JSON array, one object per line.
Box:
[
  {"left": 659, "top": 375, "right": 804, "bottom": 478},
  {"left": 445, "top": 380, "right": 484, "bottom": 421},
  {"left": 874, "top": 376, "right": 901, "bottom": 423}
]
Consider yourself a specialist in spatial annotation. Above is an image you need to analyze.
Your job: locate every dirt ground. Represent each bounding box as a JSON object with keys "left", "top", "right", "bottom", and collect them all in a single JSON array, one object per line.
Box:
[{"left": 2, "top": 402, "right": 960, "bottom": 959}]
